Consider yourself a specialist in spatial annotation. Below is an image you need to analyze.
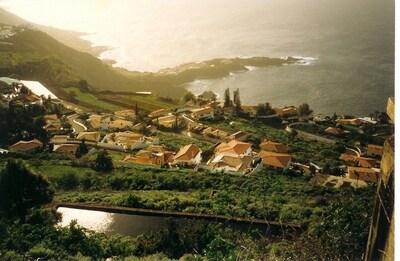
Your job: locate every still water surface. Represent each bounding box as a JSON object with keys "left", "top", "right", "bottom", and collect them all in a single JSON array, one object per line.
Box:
[{"left": 58, "top": 207, "right": 274, "bottom": 237}]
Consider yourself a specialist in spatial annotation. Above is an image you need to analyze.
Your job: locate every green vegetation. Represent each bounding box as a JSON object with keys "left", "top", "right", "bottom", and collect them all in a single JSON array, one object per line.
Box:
[
  {"left": 20, "top": 154, "right": 369, "bottom": 226},
  {"left": 0, "top": 154, "right": 375, "bottom": 260},
  {"left": 0, "top": 159, "right": 54, "bottom": 220},
  {"left": 104, "top": 93, "right": 178, "bottom": 112},
  {"left": 256, "top": 102, "right": 275, "bottom": 116},
  {"left": 92, "top": 149, "right": 114, "bottom": 172},
  {"left": 65, "top": 87, "right": 124, "bottom": 112},
  {"left": 0, "top": 98, "right": 60, "bottom": 146},
  {"left": 158, "top": 132, "right": 212, "bottom": 152},
  {"left": 298, "top": 103, "right": 313, "bottom": 117}
]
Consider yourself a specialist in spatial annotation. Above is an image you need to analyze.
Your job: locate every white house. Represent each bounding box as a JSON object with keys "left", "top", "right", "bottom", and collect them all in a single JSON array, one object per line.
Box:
[{"left": 190, "top": 106, "right": 214, "bottom": 120}]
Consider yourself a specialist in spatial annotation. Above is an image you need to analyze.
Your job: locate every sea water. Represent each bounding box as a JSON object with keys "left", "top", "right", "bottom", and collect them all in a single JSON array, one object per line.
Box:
[{"left": 30, "top": 0, "right": 395, "bottom": 115}]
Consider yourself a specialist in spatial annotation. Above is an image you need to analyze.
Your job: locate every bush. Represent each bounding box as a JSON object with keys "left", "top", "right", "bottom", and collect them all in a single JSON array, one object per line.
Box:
[
  {"left": 279, "top": 204, "right": 312, "bottom": 223},
  {"left": 26, "top": 244, "right": 56, "bottom": 260},
  {"left": 58, "top": 171, "right": 79, "bottom": 190},
  {"left": 92, "top": 150, "right": 113, "bottom": 172},
  {"left": 80, "top": 172, "right": 94, "bottom": 191}
]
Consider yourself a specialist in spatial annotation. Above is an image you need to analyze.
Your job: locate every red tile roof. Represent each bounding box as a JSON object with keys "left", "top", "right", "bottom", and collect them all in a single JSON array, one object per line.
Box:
[
  {"left": 259, "top": 150, "right": 291, "bottom": 169},
  {"left": 259, "top": 140, "right": 289, "bottom": 153},
  {"left": 367, "top": 144, "right": 384, "bottom": 156},
  {"left": 215, "top": 140, "right": 251, "bottom": 155},
  {"left": 54, "top": 144, "right": 79, "bottom": 154},
  {"left": 340, "top": 153, "right": 357, "bottom": 162},
  {"left": 9, "top": 139, "right": 42, "bottom": 152},
  {"left": 174, "top": 144, "right": 201, "bottom": 161},
  {"left": 356, "top": 157, "right": 377, "bottom": 168},
  {"left": 348, "top": 167, "right": 379, "bottom": 183}
]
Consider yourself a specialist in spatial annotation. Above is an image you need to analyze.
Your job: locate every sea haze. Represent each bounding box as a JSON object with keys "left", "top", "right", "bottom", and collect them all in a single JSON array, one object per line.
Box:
[{"left": 32, "top": 0, "right": 398, "bottom": 115}]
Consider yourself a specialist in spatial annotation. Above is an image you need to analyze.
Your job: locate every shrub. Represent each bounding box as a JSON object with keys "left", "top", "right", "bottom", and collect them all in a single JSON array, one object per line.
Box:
[{"left": 58, "top": 171, "right": 79, "bottom": 190}]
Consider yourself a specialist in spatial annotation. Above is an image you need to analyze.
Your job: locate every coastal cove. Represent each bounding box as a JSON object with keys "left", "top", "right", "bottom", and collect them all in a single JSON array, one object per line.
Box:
[
  {"left": 82, "top": 0, "right": 393, "bottom": 116},
  {"left": 183, "top": 55, "right": 392, "bottom": 116}
]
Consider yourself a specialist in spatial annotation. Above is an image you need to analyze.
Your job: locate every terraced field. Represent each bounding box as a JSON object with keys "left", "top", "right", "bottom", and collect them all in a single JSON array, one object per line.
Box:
[{"left": 64, "top": 87, "right": 125, "bottom": 112}]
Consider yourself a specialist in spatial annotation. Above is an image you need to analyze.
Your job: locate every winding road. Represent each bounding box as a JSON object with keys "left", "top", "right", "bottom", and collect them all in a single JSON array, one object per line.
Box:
[{"left": 67, "top": 114, "right": 87, "bottom": 134}]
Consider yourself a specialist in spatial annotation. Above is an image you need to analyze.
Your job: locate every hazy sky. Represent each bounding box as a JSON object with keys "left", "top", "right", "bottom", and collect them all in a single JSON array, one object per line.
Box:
[
  {"left": 0, "top": 0, "right": 121, "bottom": 32},
  {"left": 0, "top": 0, "right": 264, "bottom": 33}
]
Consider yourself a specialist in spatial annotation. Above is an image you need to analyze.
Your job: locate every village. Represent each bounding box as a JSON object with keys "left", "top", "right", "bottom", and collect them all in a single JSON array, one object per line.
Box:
[{"left": 0, "top": 77, "right": 394, "bottom": 189}]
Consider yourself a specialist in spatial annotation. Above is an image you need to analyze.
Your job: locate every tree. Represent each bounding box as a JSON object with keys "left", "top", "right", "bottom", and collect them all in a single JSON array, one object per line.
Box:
[
  {"left": 256, "top": 103, "right": 267, "bottom": 116},
  {"left": 92, "top": 150, "right": 114, "bottom": 172},
  {"left": 135, "top": 102, "right": 139, "bottom": 117},
  {"left": 256, "top": 102, "right": 274, "bottom": 116},
  {"left": 374, "top": 110, "right": 380, "bottom": 121},
  {"left": 199, "top": 91, "right": 217, "bottom": 101},
  {"left": 78, "top": 79, "right": 89, "bottom": 92},
  {"left": 223, "top": 88, "right": 231, "bottom": 108},
  {"left": 233, "top": 88, "right": 241, "bottom": 113},
  {"left": 0, "top": 160, "right": 54, "bottom": 220},
  {"left": 298, "top": 103, "right": 313, "bottom": 117},
  {"left": 75, "top": 140, "right": 89, "bottom": 158},
  {"left": 183, "top": 92, "right": 196, "bottom": 103},
  {"left": 33, "top": 116, "right": 48, "bottom": 143}
]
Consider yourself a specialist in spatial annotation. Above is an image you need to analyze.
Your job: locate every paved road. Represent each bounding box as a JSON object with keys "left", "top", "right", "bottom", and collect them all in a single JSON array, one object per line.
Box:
[{"left": 67, "top": 114, "right": 87, "bottom": 134}]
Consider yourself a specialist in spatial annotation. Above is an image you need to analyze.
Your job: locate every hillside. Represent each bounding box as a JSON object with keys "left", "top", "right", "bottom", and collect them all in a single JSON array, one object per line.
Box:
[
  {"left": 0, "top": 27, "right": 185, "bottom": 99},
  {"left": 0, "top": 7, "right": 105, "bottom": 56}
]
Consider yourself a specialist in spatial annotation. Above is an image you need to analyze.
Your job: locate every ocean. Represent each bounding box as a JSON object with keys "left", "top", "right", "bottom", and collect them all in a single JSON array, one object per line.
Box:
[{"left": 78, "top": 0, "right": 395, "bottom": 116}]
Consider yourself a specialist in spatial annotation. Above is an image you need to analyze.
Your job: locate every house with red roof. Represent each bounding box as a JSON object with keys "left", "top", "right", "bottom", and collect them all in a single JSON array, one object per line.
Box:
[
  {"left": 258, "top": 150, "right": 292, "bottom": 170},
  {"left": 340, "top": 153, "right": 357, "bottom": 162},
  {"left": 76, "top": 132, "right": 101, "bottom": 142},
  {"left": 190, "top": 106, "right": 214, "bottom": 120},
  {"left": 337, "top": 118, "right": 362, "bottom": 126},
  {"left": 259, "top": 140, "right": 289, "bottom": 153},
  {"left": 148, "top": 109, "right": 171, "bottom": 118},
  {"left": 123, "top": 145, "right": 174, "bottom": 167},
  {"left": 356, "top": 157, "right": 377, "bottom": 168},
  {"left": 107, "top": 119, "right": 133, "bottom": 130},
  {"left": 9, "top": 139, "right": 43, "bottom": 153},
  {"left": 228, "top": 131, "right": 248, "bottom": 142},
  {"left": 54, "top": 144, "right": 79, "bottom": 155},
  {"left": 102, "top": 131, "right": 159, "bottom": 151},
  {"left": 114, "top": 109, "right": 136, "bottom": 120},
  {"left": 207, "top": 155, "right": 253, "bottom": 174},
  {"left": 367, "top": 144, "right": 384, "bottom": 157},
  {"left": 274, "top": 106, "right": 297, "bottom": 117},
  {"left": 347, "top": 166, "right": 380, "bottom": 183},
  {"left": 214, "top": 140, "right": 252, "bottom": 158},
  {"left": 172, "top": 144, "right": 202, "bottom": 167},
  {"left": 241, "top": 105, "right": 258, "bottom": 116}
]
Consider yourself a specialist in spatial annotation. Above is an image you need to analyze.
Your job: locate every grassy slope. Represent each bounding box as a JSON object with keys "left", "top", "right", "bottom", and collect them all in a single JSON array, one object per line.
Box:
[
  {"left": 0, "top": 7, "right": 101, "bottom": 56},
  {"left": 65, "top": 87, "right": 124, "bottom": 112},
  {"left": 24, "top": 154, "right": 374, "bottom": 229},
  {"left": 0, "top": 28, "right": 185, "bottom": 98},
  {"left": 105, "top": 94, "right": 178, "bottom": 112},
  {"left": 29, "top": 156, "right": 350, "bottom": 225}
]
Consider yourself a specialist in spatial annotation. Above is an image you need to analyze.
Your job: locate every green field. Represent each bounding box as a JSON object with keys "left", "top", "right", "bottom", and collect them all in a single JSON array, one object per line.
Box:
[
  {"left": 65, "top": 87, "right": 125, "bottom": 112},
  {"left": 107, "top": 94, "right": 177, "bottom": 112}
]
